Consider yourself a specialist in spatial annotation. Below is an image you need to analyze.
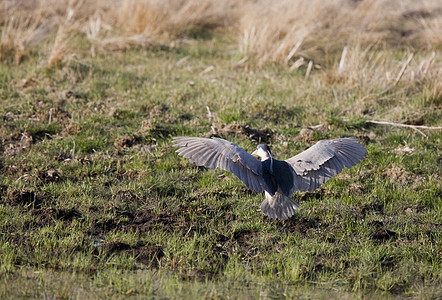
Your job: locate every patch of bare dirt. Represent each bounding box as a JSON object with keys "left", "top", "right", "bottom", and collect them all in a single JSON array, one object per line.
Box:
[
  {"left": 36, "top": 169, "right": 62, "bottom": 183},
  {"left": 111, "top": 190, "right": 141, "bottom": 203},
  {"left": 139, "top": 119, "right": 173, "bottom": 138},
  {"left": 210, "top": 123, "right": 271, "bottom": 143},
  {"left": 296, "top": 127, "right": 315, "bottom": 143},
  {"left": 313, "top": 254, "right": 335, "bottom": 274},
  {"left": 29, "top": 103, "right": 71, "bottom": 124},
  {"left": 3, "top": 131, "right": 34, "bottom": 155},
  {"left": 252, "top": 105, "right": 301, "bottom": 124},
  {"left": 404, "top": 113, "right": 424, "bottom": 126},
  {"left": 368, "top": 220, "right": 384, "bottom": 229},
  {"left": 277, "top": 216, "right": 323, "bottom": 234},
  {"left": 389, "top": 283, "right": 406, "bottom": 295},
  {"left": 88, "top": 218, "right": 122, "bottom": 236},
  {"left": 114, "top": 135, "right": 136, "bottom": 148},
  {"left": 51, "top": 90, "right": 84, "bottom": 103},
  {"left": 62, "top": 123, "right": 81, "bottom": 136},
  {"left": 86, "top": 201, "right": 238, "bottom": 253},
  {"left": 356, "top": 133, "right": 375, "bottom": 144},
  {"left": 211, "top": 235, "right": 230, "bottom": 262},
  {"left": 382, "top": 166, "right": 425, "bottom": 185},
  {"left": 133, "top": 143, "right": 156, "bottom": 154},
  {"left": 334, "top": 173, "right": 351, "bottom": 181},
  {"left": 347, "top": 184, "right": 365, "bottom": 195},
  {"left": 0, "top": 162, "right": 31, "bottom": 177},
  {"left": 149, "top": 104, "right": 169, "bottom": 118},
  {"left": 87, "top": 203, "right": 226, "bottom": 237},
  {"left": 48, "top": 107, "right": 71, "bottom": 123},
  {"left": 102, "top": 241, "right": 164, "bottom": 266},
  {"left": 140, "top": 103, "right": 185, "bottom": 124},
  {"left": 14, "top": 77, "right": 39, "bottom": 89},
  {"left": 403, "top": 204, "right": 426, "bottom": 214},
  {"left": 1, "top": 189, "right": 43, "bottom": 208},
  {"left": 2, "top": 111, "right": 16, "bottom": 122},
  {"left": 30, "top": 207, "right": 82, "bottom": 226},
  {"left": 232, "top": 229, "right": 256, "bottom": 244},
  {"left": 371, "top": 228, "right": 397, "bottom": 241},
  {"left": 299, "top": 188, "right": 335, "bottom": 202},
  {"left": 127, "top": 208, "right": 209, "bottom": 235},
  {"left": 380, "top": 253, "right": 398, "bottom": 270},
  {"left": 361, "top": 202, "right": 384, "bottom": 216}
]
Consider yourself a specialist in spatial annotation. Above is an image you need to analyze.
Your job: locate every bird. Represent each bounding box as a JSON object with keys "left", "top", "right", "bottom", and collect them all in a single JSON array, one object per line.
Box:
[{"left": 172, "top": 136, "right": 367, "bottom": 220}]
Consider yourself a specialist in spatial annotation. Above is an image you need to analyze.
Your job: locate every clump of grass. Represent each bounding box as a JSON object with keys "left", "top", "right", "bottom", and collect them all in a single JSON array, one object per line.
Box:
[
  {"left": 47, "top": 23, "right": 71, "bottom": 68},
  {"left": 323, "top": 46, "right": 439, "bottom": 93},
  {"left": 0, "top": 16, "right": 51, "bottom": 64},
  {"left": 238, "top": 0, "right": 324, "bottom": 65},
  {"left": 117, "top": 0, "right": 233, "bottom": 39}
]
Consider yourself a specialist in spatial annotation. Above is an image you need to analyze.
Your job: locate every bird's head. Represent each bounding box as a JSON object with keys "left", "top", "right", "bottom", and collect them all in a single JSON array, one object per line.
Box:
[{"left": 252, "top": 144, "right": 272, "bottom": 161}]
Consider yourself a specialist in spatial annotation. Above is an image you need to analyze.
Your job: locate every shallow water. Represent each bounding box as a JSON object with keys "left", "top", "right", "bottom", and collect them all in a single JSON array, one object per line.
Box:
[{"left": 0, "top": 268, "right": 390, "bottom": 299}]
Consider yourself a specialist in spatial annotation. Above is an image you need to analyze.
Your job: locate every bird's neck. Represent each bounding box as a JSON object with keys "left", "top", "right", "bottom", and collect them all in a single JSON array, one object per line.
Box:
[{"left": 263, "top": 156, "right": 274, "bottom": 173}]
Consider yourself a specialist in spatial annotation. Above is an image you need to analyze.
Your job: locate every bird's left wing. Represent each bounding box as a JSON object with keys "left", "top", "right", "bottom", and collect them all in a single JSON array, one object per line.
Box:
[
  {"left": 285, "top": 138, "right": 367, "bottom": 192},
  {"left": 173, "top": 137, "right": 267, "bottom": 192}
]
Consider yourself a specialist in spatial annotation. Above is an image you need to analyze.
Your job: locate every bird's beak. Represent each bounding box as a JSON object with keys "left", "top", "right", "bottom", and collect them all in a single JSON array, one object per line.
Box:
[{"left": 251, "top": 149, "right": 260, "bottom": 160}]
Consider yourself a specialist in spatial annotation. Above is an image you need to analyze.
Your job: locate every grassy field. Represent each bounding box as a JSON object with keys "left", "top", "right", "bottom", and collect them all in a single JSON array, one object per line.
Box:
[{"left": 0, "top": 0, "right": 441, "bottom": 298}]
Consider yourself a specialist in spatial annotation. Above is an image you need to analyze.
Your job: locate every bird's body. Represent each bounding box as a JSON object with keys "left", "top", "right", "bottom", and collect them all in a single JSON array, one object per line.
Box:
[{"left": 173, "top": 136, "right": 367, "bottom": 220}]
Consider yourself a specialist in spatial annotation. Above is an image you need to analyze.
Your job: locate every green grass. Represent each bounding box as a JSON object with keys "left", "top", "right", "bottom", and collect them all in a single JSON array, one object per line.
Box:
[{"left": 0, "top": 36, "right": 441, "bottom": 299}]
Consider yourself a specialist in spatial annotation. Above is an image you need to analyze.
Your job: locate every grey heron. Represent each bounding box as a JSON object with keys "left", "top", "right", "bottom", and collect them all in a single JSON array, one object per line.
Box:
[{"left": 173, "top": 136, "right": 367, "bottom": 220}]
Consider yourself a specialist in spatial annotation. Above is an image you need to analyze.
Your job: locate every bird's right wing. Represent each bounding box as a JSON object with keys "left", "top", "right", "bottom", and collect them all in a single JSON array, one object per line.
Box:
[
  {"left": 172, "top": 137, "right": 268, "bottom": 192},
  {"left": 285, "top": 138, "right": 367, "bottom": 192}
]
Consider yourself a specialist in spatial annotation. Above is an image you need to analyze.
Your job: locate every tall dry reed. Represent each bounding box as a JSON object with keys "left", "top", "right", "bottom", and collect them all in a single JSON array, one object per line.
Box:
[{"left": 0, "top": 0, "right": 440, "bottom": 66}]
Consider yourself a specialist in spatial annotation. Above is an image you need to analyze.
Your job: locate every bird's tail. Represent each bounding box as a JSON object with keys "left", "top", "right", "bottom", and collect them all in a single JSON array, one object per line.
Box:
[{"left": 260, "top": 191, "right": 300, "bottom": 220}]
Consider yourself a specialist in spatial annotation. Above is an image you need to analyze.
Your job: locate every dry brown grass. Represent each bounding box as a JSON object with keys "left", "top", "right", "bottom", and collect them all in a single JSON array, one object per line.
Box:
[
  {"left": 323, "top": 46, "right": 440, "bottom": 89},
  {"left": 238, "top": 0, "right": 322, "bottom": 65},
  {"left": 0, "top": 15, "right": 51, "bottom": 64},
  {"left": 0, "top": 0, "right": 440, "bottom": 66},
  {"left": 117, "top": 0, "right": 235, "bottom": 38},
  {"left": 238, "top": 0, "right": 442, "bottom": 65},
  {"left": 0, "top": 0, "right": 114, "bottom": 65},
  {"left": 47, "top": 9, "right": 74, "bottom": 68}
]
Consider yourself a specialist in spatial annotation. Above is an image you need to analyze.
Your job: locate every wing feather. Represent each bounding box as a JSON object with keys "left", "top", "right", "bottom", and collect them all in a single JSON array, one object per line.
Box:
[
  {"left": 173, "top": 137, "right": 268, "bottom": 192},
  {"left": 286, "top": 138, "right": 367, "bottom": 193},
  {"left": 198, "top": 150, "right": 217, "bottom": 168}
]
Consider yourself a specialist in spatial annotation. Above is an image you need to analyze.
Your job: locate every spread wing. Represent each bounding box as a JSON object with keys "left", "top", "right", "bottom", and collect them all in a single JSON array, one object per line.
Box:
[
  {"left": 285, "top": 138, "right": 367, "bottom": 192},
  {"left": 172, "top": 137, "right": 268, "bottom": 192}
]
